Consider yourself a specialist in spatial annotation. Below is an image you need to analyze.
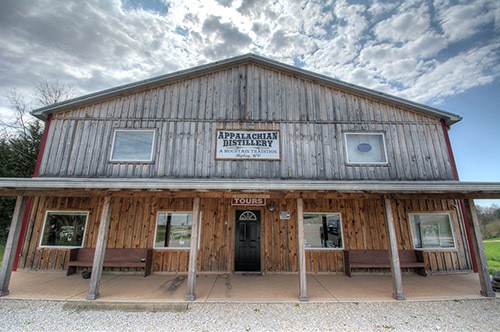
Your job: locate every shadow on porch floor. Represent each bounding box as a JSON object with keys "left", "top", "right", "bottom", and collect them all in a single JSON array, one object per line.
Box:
[{"left": 5, "top": 270, "right": 492, "bottom": 303}]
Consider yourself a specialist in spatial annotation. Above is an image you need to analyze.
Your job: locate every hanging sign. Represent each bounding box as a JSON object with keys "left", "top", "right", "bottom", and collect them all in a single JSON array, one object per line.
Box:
[
  {"left": 231, "top": 197, "right": 267, "bottom": 206},
  {"left": 216, "top": 130, "right": 281, "bottom": 160}
]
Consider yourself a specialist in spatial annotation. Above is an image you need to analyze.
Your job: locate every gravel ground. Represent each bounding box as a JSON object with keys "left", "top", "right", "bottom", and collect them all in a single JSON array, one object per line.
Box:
[{"left": 0, "top": 298, "right": 499, "bottom": 331}]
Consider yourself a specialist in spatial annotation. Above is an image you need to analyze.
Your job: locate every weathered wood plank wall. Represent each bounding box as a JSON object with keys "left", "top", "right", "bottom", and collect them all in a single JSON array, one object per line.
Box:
[
  {"left": 303, "top": 198, "right": 471, "bottom": 273},
  {"left": 19, "top": 196, "right": 470, "bottom": 274},
  {"left": 19, "top": 196, "right": 194, "bottom": 272},
  {"left": 38, "top": 64, "right": 454, "bottom": 181}
]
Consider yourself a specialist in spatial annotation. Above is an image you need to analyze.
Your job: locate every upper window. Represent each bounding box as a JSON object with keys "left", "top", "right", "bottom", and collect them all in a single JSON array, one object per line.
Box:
[
  {"left": 40, "top": 211, "right": 88, "bottom": 248},
  {"left": 154, "top": 212, "right": 194, "bottom": 249},
  {"left": 345, "top": 133, "right": 387, "bottom": 164},
  {"left": 110, "top": 129, "right": 155, "bottom": 162},
  {"left": 409, "top": 213, "right": 456, "bottom": 249},
  {"left": 303, "top": 213, "right": 343, "bottom": 249}
]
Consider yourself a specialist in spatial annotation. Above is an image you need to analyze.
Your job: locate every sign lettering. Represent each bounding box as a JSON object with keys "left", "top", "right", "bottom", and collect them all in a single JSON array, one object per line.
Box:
[
  {"left": 216, "top": 130, "right": 280, "bottom": 160},
  {"left": 231, "top": 197, "right": 267, "bottom": 206}
]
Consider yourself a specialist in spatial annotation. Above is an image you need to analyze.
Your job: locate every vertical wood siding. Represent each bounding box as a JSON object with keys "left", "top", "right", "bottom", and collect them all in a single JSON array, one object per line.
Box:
[
  {"left": 20, "top": 196, "right": 470, "bottom": 274},
  {"left": 39, "top": 64, "right": 454, "bottom": 181},
  {"left": 303, "top": 198, "right": 471, "bottom": 273}
]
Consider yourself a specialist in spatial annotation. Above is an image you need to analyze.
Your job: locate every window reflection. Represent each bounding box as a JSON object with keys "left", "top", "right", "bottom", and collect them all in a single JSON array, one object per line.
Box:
[{"left": 303, "top": 213, "right": 343, "bottom": 249}]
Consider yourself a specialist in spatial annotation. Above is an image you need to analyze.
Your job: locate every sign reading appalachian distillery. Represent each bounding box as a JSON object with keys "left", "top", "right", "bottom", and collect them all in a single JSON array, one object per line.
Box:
[{"left": 216, "top": 130, "right": 281, "bottom": 160}]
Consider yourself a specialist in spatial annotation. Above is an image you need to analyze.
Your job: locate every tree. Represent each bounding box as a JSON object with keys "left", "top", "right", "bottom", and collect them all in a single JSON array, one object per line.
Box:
[
  {"left": 0, "top": 123, "right": 43, "bottom": 239},
  {"left": 0, "top": 80, "right": 74, "bottom": 241},
  {"left": 477, "top": 204, "right": 500, "bottom": 239}
]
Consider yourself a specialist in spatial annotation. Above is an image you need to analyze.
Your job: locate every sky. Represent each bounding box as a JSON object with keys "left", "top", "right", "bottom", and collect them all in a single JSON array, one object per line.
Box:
[{"left": 0, "top": 0, "right": 498, "bottom": 206}]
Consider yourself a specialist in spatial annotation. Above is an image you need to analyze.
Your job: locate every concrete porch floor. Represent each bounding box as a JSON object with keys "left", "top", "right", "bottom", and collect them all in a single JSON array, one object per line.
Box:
[{"left": 4, "top": 270, "right": 493, "bottom": 303}]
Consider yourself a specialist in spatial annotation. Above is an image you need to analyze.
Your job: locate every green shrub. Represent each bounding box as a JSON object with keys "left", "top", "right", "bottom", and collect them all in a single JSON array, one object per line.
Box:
[{"left": 0, "top": 238, "right": 5, "bottom": 267}]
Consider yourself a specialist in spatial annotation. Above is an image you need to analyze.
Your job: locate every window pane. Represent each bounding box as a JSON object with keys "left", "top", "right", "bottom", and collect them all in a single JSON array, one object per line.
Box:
[
  {"left": 155, "top": 212, "right": 193, "bottom": 248},
  {"left": 303, "top": 213, "right": 343, "bottom": 249},
  {"left": 111, "top": 130, "right": 154, "bottom": 161},
  {"left": 155, "top": 213, "right": 168, "bottom": 248},
  {"left": 410, "top": 213, "right": 455, "bottom": 249},
  {"left": 346, "top": 133, "right": 386, "bottom": 163},
  {"left": 40, "top": 212, "right": 88, "bottom": 247}
]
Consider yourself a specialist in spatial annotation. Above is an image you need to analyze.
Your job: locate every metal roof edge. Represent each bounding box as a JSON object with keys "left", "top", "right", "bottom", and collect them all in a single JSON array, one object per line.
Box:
[
  {"left": 1, "top": 177, "right": 500, "bottom": 194},
  {"left": 31, "top": 53, "right": 462, "bottom": 126}
]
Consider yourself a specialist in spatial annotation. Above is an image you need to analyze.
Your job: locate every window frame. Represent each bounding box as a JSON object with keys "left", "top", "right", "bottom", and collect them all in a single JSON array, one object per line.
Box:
[
  {"left": 408, "top": 212, "right": 457, "bottom": 250},
  {"left": 303, "top": 212, "right": 344, "bottom": 250},
  {"left": 344, "top": 132, "right": 388, "bottom": 165},
  {"left": 39, "top": 210, "right": 89, "bottom": 249},
  {"left": 109, "top": 129, "right": 156, "bottom": 163},
  {"left": 153, "top": 211, "right": 201, "bottom": 250}
]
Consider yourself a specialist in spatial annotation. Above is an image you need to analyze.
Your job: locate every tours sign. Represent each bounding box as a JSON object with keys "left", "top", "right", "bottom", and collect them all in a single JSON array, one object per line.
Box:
[
  {"left": 216, "top": 130, "right": 281, "bottom": 160},
  {"left": 231, "top": 197, "right": 267, "bottom": 206}
]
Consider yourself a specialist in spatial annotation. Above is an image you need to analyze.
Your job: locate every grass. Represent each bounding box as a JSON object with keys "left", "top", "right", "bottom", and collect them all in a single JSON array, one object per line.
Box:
[{"left": 483, "top": 238, "right": 500, "bottom": 274}]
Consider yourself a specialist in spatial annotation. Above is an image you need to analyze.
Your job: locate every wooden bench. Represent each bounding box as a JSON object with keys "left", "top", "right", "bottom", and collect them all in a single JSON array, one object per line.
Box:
[
  {"left": 343, "top": 249, "right": 427, "bottom": 277},
  {"left": 67, "top": 248, "right": 153, "bottom": 277}
]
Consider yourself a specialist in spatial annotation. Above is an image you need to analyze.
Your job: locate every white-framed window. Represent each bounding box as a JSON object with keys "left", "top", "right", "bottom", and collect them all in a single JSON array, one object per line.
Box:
[
  {"left": 154, "top": 212, "right": 200, "bottom": 249},
  {"left": 303, "top": 213, "right": 343, "bottom": 249},
  {"left": 110, "top": 129, "right": 155, "bottom": 162},
  {"left": 39, "top": 211, "right": 89, "bottom": 248},
  {"left": 409, "top": 213, "right": 456, "bottom": 249},
  {"left": 344, "top": 132, "right": 388, "bottom": 164}
]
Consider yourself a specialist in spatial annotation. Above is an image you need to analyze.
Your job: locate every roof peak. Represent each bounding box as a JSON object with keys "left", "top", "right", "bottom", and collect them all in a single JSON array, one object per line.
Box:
[{"left": 32, "top": 53, "right": 461, "bottom": 126}]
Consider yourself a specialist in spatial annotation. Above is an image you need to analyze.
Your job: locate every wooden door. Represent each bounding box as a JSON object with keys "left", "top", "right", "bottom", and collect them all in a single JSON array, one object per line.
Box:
[{"left": 234, "top": 210, "right": 261, "bottom": 272}]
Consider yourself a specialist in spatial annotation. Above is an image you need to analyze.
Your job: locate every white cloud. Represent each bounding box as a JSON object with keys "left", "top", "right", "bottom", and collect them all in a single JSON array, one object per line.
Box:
[
  {"left": 402, "top": 45, "right": 498, "bottom": 103},
  {"left": 405, "top": 33, "right": 448, "bottom": 58},
  {"left": 437, "top": 0, "right": 499, "bottom": 42},
  {"left": 200, "top": 15, "right": 253, "bottom": 58},
  {"left": 373, "top": 4, "right": 431, "bottom": 43},
  {"left": 0, "top": 0, "right": 498, "bottom": 123}
]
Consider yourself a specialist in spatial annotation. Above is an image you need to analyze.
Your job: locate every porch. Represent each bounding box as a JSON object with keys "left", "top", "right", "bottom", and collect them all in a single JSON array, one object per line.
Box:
[
  {"left": 5, "top": 270, "right": 490, "bottom": 303},
  {"left": 1, "top": 178, "right": 500, "bottom": 301}
]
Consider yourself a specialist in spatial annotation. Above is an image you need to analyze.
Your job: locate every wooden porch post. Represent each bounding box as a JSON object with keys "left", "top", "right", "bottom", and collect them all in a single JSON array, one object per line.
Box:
[
  {"left": 383, "top": 197, "right": 405, "bottom": 300},
  {"left": 1, "top": 196, "right": 29, "bottom": 296},
  {"left": 463, "top": 199, "right": 495, "bottom": 297},
  {"left": 86, "top": 196, "right": 112, "bottom": 300},
  {"left": 296, "top": 198, "right": 308, "bottom": 301},
  {"left": 186, "top": 197, "right": 201, "bottom": 301}
]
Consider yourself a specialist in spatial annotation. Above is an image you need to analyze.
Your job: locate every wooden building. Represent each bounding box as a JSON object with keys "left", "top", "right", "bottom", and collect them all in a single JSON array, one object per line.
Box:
[{"left": 1, "top": 54, "right": 499, "bottom": 301}]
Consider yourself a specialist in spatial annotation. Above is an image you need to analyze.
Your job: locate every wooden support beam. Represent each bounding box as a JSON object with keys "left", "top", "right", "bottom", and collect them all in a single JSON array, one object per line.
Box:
[
  {"left": 384, "top": 198, "right": 405, "bottom": 300},
  {"left": 463, "top": 199, "right": 496, "bottom": 297},
  {"left": 296, "top": 198, "right": 308, "bottom": 301},
  {"left": 186, "top": 197, "right": 201, "bottom": 301},
  {"left": 86, "top": 197, "right": 112, "bottom": 300},
  {"left": 0, "top": 196, "right": 28, "bottom": 296}
]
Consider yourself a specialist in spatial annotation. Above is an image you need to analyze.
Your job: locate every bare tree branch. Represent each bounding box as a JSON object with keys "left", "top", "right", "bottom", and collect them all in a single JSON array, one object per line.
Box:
[
  {"left": 1, "top": 79, "right": 75, "bottom": 137},
  {"left": 33, "top": 78, "right": 75, "bottom": 107},
  {"left": 5, "top": 88, "right": 31, "bottom": 136}
]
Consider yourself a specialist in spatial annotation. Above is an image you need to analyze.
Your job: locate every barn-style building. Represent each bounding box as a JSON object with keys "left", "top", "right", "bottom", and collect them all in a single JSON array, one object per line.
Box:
[{"left": 1, "top": 54, "right": 499, "bottom": 301}]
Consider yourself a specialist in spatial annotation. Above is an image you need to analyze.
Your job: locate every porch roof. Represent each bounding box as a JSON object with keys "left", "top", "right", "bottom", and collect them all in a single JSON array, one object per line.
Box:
[{"left": 0, "top": 177, "right": 500, "bottom": 199}]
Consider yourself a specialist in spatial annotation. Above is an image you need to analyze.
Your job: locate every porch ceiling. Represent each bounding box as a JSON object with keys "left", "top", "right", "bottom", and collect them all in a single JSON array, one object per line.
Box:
[{"left": 0, "top": 177, "right": 500, "bottom": 199}]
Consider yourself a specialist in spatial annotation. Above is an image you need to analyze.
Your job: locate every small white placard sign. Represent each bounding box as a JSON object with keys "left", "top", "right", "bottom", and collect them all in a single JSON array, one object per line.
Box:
[
  {"left": 216, "top": 130, "right": 280, "bottom": 160},
  {"left": 279, "top": 211, "right": 290, "bottom": 220}
]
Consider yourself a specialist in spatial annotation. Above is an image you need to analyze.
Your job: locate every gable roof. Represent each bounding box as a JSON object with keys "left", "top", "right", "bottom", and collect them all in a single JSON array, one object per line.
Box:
[{"left": 31, "top": 53, "right": 462, "bottom": 126}]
